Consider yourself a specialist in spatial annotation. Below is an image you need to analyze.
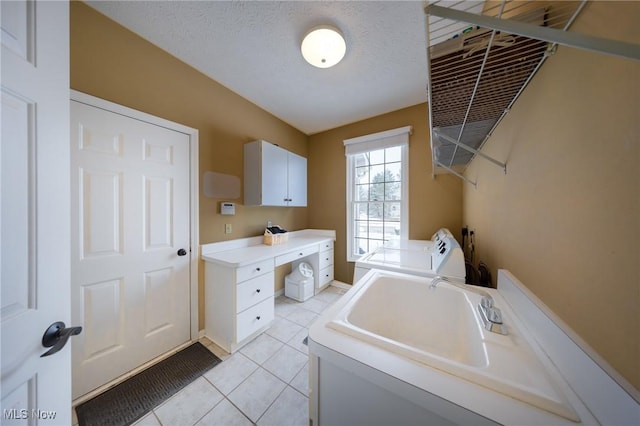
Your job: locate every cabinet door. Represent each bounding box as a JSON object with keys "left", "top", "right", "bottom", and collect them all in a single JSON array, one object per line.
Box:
[
  {"left": 261, "top": 142, "right": 289, "bottom": 206},
  {"left": 287, "top": 151, "right": 307, "bottom": 206}
]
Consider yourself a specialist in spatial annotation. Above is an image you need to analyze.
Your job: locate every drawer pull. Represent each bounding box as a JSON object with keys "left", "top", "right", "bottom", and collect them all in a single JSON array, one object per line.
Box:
[
  {"left": 256, "top": 316, "right": 261, "bottom": 320},
  {"left": 256, "top": 289, "right": 261, "bottom": 293}
]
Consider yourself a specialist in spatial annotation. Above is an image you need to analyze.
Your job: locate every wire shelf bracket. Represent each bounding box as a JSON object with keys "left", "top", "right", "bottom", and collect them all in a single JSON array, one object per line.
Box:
[
  {"left": 434, "top": 130, "right": 506, "bottom": 174},
  {"left": 436, "top": 161, "right": 478, "bottom": 188}
]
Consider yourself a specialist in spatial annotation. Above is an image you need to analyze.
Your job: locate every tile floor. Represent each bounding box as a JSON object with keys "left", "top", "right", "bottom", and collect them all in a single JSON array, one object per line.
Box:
[{"left": 75, "top": 284, "right": 347, "bottom": 426}]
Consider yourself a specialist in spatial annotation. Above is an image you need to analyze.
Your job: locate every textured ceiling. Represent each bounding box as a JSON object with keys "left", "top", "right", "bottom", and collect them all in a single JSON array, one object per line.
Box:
[{"left": 85, "top": 1, "right": 429, "bottom": 135}]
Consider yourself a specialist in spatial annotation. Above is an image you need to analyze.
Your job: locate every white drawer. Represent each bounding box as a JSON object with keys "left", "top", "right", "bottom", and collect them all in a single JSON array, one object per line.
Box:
[
  {"left": 319, "top": 266, "right": 334, "bottom": 286},
  {"left": 319, "top": 240, "right": 333, "bottom": 252},
  {"left": 275, "top": 245, "right": 317, "bottom": 266},
  {"left": 236, "top": 258, "right": 273, "bottom": 283},
  {"left": 236, "top": 298, "right": 274, "bottom": 342},
  {"left": 319, "top": 249, "right": 334, "bottom": 270},
  {"left": 236, "top": 272, "right": 274, "bottom": 312}
]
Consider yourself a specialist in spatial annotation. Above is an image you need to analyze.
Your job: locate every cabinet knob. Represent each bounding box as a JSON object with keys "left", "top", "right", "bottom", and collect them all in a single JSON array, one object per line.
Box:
[
  {"left": 256, "top": 289, "right": 261, "bottom": 293},
  {"left": 299, "top": 252, "right": 303, "bottom": 256},
  {"left": 256, "top": 316, "right": 261, "bottom": 320},
  {"left": 256, "top": 267, "right": 261, "bottom": 271}
]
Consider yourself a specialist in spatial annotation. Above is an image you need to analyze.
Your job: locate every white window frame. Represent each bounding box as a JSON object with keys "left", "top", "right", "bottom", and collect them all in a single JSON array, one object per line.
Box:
[{"left": 345, "top": 126, "right": 411, "bottom": 262}]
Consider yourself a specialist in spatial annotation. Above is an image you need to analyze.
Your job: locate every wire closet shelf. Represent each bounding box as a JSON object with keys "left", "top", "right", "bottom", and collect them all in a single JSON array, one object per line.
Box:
[{"left": 424, "top": 0, "right": 589, "bottom": 186}]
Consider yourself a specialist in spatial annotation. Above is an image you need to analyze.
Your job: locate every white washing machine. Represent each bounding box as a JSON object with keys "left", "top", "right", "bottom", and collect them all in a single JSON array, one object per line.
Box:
[{"left": 353, "top": 228, "right": 465, "bottom": 283}]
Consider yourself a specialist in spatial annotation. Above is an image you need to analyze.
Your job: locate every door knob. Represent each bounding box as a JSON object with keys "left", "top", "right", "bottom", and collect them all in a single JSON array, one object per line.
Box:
[
  {"left": 177, "top": 248, "right": 187, "bottom": 256},
  {"left": 41, "top": 321, "right": 82, "bottom": 357}
]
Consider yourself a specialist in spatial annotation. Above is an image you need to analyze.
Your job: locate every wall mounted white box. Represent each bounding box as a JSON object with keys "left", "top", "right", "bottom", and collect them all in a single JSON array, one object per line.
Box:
[{"left": 220, "top": 202, "right": 235, "bottom": 215}]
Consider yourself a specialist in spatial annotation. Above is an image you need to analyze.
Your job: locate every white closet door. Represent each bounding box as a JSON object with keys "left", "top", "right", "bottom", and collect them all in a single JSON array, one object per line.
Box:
[{"left": 70, "top": 101, "right": 191, "bottom": 399}]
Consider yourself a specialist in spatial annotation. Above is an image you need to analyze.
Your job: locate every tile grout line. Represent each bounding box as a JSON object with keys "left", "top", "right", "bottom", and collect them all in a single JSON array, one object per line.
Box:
[
  {"left": 137, "top": 288, "right": 345, "bottom": 425},
  {"left": 181, "top": 364, "right": 256, "bottom": 426}
]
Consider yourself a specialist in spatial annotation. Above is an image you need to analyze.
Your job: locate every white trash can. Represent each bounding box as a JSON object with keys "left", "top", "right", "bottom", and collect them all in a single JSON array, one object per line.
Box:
[{"left": 285, "top": 261, "right": 314, "bottom": 302}]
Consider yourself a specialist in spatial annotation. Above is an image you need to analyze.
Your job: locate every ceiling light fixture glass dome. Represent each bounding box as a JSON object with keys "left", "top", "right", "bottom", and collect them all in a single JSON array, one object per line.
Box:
[{"left": 301, "top": 25, "right": 346, "bottom": 68}]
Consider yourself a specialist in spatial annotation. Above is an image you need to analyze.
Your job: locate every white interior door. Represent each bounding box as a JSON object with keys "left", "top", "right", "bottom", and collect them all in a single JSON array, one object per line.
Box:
[
  {"left": 1, "top": 0, "right": 72, "bottom": 423},
  {"left": 70, "top": 100, "right": 192, "bottom": 399}
]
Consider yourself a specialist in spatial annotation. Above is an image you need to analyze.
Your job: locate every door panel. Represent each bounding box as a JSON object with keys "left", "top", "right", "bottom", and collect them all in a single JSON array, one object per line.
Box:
[
  {"left": 81, "top": 169, "right": 123, "bottom": 257},
  {"left": 1, "top": 1, "right": 71, "bottom": 422},
  {"left": 81, "top": 278, "right": 125, "bottom": 360},
  {"left": 1, "top": 91, "right": 34, "bottom": 318},
  {"left": 144, "top": 176, "right": 173, "bottom": 249},
  {"left": 143, "top": 267, "right": 174, "bottom": 335},
  {"left": 71, "top": 101, "right": 191, "bottom": 399}
]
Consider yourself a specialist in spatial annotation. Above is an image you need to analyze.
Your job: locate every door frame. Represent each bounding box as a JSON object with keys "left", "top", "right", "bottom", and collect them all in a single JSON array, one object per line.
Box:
[{"left": 70, "top": 89, "right": 200, "bottom": 355}]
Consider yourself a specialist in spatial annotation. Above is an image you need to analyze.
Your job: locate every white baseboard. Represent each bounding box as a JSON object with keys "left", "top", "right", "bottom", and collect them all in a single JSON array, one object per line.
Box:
[{"left": 330, "top": 280, "right": 351, "bottom": 290}]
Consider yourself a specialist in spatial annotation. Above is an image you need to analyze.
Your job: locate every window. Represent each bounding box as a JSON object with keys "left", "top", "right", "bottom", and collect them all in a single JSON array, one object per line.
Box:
[{"left": 344, "top": 126, "right": 411, "bottom": 261}]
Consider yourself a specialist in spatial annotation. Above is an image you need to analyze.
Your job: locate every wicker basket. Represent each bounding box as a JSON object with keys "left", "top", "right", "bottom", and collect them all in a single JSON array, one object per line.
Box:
[
  {"left": 264, "top": 232, "right": 288, "bottom": 246},
  {"left": 264, "top": 225, "right": 289, "bottom": 245}
]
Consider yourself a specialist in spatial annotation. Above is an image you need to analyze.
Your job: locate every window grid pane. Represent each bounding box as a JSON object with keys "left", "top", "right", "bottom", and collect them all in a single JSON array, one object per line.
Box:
[
  {"left": 351, "top": 145, "right": 404, "bottom": 258},
  {"left": 385, "top": 146, "right": 402, "bottom": 162},
  {"left": 355, "top": 184, "right": 370, "bottom": 201},
  {"left": 369, "top": 149, "right": 385, "bottom": 165},
  {"left": 385, "top": 162, "right": 401, "bottom": 182}
]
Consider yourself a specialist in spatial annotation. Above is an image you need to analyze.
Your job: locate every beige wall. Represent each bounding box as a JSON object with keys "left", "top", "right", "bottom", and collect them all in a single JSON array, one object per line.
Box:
[
  {"left": 463, "top": 1, "right": 639, "bottom": 390},
  {"left": 309, "top": 104, "right": 463, "bottom": 283},
  {"left": 71, "top": 2, "right": 309, "bottom": 328},
  {"left": 71, "top": 0, "right": 638, "bottom": 393},
  {"left": 71, "top": 3, "right": 462, "bottom": 306}
]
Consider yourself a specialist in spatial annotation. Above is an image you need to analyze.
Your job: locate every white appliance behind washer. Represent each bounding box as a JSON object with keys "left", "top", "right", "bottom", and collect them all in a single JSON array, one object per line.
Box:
[{"left": 353, "top": 228, "right": 465, "bottom": 283}]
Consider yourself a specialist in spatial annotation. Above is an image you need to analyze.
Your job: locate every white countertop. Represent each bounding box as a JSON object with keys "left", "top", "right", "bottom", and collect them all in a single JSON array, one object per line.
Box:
[{"left": 201, "top": 229, "right": 335, "bottom": 267}]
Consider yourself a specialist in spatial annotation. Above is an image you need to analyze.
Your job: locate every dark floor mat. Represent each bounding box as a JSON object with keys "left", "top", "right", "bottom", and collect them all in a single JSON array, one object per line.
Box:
[{"left": 75, "top": 342, "right": 222, "bottom": 426}]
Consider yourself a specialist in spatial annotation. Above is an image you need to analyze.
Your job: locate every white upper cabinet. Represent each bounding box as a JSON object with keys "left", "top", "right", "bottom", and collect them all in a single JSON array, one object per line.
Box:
[
  {"left": 259, "top": 141, "right": 289, "bottom": 206},
  {"left": 286, "top": 149, "right": 307, "bottom": 207},
  {"left": 244, "top": 140, "right": 307, "bottom": 207}
]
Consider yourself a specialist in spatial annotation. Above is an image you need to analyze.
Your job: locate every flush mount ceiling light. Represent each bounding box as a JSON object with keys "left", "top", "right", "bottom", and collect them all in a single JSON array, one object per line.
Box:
[{"left": 301, "top": 25, "right": 346, "bottom": 68}]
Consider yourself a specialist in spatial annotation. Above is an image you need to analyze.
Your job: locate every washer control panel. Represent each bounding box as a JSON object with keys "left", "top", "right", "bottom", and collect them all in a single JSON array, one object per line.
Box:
[{"left": 431, "top": 233, "right": 465, "bottom": 280}]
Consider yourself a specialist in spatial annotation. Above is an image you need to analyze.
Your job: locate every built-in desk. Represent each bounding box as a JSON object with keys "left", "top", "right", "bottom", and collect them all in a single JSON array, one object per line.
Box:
[{"left": 201, "top": 229, "right": 335, "bottom": 352}]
